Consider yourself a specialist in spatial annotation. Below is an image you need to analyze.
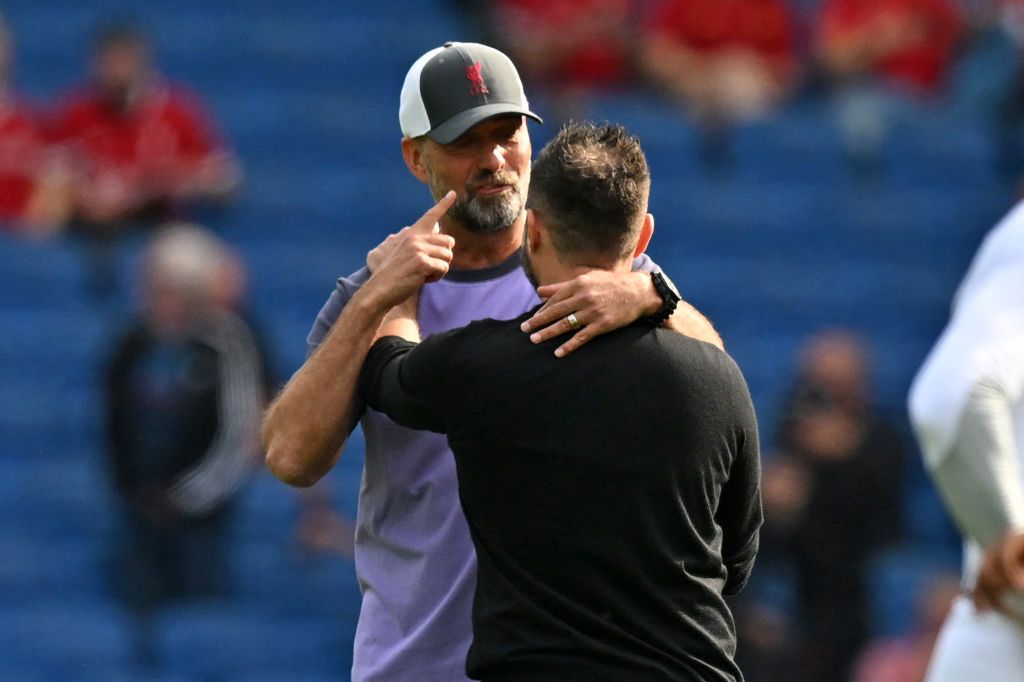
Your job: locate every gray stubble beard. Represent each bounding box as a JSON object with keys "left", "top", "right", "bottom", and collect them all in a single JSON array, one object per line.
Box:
[
  {"left": 425, "top": 163, "right": 527, "bottom": 235},
  {"left": 447, "top": 189, "right": 524, "bottom": 235}
]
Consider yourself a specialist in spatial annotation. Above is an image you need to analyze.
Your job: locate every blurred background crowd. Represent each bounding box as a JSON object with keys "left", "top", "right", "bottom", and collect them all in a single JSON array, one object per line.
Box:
[{"left": 1, "top": 0, "right": 1021, "bottom": 680}]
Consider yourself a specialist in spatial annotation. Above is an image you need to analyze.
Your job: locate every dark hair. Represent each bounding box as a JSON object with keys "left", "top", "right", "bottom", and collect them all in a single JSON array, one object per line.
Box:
[{"left": 527, "top": 122, "right": 650, "bottom": 264}]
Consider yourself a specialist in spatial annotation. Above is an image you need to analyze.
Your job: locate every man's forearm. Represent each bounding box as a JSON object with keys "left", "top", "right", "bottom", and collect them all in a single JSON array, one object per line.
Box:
[
  {"left": 378, "top": 297, "right": 421, "bottom": 342},
  {"left": 664, "top": 299, "right": 723, "bottom": 350},
  {"left": 263, "top": 286, "right": 391, "bottom": 487},
  {"left": 631, "top": 270, "right": 725, "bottom": 349}
]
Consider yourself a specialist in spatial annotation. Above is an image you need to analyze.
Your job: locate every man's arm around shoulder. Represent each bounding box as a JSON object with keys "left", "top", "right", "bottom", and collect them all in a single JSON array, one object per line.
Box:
[{"left": 521, "top": 268, "right": 724, "bottom": 357}]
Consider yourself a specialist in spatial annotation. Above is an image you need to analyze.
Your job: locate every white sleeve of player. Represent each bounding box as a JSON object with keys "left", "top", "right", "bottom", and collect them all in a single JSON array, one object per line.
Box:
[
  {"left": 167, "top": 313, "right": 264, "bottom": 516},
  {"left": 909, "top": 269, "right": 1024, "bottom": 548}
]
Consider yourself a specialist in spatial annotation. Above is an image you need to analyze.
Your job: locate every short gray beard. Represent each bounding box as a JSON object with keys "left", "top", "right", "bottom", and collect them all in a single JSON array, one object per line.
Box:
[
  {"left": 447, "top": 189, "right": 524, "bottom": 234},
  {"left": 425, "top": 162, "right": 525, "bottom": 234}
]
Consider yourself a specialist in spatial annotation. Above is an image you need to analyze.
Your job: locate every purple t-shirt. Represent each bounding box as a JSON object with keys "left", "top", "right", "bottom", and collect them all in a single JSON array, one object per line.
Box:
[
  {"left": 308, "top": 251, "right": 656, "bottom": 682},
  {"left": 309, "top": 252, "right": 538, "bottom": 682}
]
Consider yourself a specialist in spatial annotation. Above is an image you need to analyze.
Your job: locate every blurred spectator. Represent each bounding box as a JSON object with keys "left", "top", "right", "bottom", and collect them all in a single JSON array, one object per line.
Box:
[
  {"left": 813, "top": 0, "right": 963, "bottom": 171},
  {"left": 978, "top": 0, "right": 1024, "bottom": 178},
  {"left": 732, "top": 585, "right": 801, "bottom": 681},
  {"left": 104, "top": 224, "right": 269, "bottom": 616},
  {"left": 758, "top": 330, "right": 906, "bottom": 681},
  {"left": 816, "top": 0, "right": 962, "bottom": 94},
  {"left": 852, "top": 574, "right": 960, "bottom": 682},
  {"left": 490, "top": 0, "right": 634, "bottom": 120},
  {"left": 0, "top": 13, "right": 73, "bottom": 235},
  {"left": 639, "top": 0, "right": 799, "bottom": 124},
  {"left": 48, "top": 23, "right": 240, "bottom": 235}
]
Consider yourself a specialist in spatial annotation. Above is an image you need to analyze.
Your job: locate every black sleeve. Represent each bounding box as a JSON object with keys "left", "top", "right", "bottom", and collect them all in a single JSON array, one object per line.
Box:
[
  {"left": 359, "top": 333, "right": 460, "bottom": 434},
  {"left": 104, "top": 325, "right": 144, "bottom": 497},
  {"left": 715, "top": 363, "right": 763, "bottom": 596}
]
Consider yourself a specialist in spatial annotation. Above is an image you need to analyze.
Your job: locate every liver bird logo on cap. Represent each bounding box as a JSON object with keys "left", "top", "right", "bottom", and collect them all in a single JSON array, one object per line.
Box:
[{"left": 465, "top": 61, "right": 489, "bottom": 96}]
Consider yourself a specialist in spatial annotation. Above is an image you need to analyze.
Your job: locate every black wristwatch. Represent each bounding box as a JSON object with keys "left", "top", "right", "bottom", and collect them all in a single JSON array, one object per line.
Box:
[{"left": 646, "top": 271, "right": 681, "bottom": 326}]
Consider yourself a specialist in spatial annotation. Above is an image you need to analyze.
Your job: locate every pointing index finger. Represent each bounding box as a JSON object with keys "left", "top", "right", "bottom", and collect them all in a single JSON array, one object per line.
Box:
[{"left": 412, "top": 191, "right": 457, "bottom": 233}]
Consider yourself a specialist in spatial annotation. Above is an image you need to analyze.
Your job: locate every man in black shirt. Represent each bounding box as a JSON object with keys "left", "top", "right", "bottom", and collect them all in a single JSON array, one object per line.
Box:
[{"left": 353, "top": 122, "right": 762, "bottom": 681}]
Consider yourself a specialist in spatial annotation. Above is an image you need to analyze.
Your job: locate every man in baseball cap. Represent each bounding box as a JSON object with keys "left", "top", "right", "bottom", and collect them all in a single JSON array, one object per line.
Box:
[{"left": 264, "top": 41, "right": 722, "bottom": 682}]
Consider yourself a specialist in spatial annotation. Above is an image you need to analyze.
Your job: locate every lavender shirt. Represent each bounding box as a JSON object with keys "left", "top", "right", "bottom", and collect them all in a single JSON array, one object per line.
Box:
[{"left": 308, "top": 251, "right": 656, "bottom": 681}]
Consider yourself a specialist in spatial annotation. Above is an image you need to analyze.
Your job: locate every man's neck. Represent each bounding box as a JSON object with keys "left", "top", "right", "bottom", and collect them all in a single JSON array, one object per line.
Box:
[
  {"left": 445, "top": 215, "right": 525, "bottom": 270},
  {"left": 538, "top": 259, "right": 631, "bottom": 288}
]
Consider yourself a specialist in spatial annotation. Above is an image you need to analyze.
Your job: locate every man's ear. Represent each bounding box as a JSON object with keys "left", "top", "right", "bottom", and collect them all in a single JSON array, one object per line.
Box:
[
  {"left": 526, "top": 208, "right": 543, "bottom": 254},
  {"left": 632, "top": 213, "right": 654, "bottom": 258},
  {"left": 401, "top": 137, "right": 430, "bottom": 184}
]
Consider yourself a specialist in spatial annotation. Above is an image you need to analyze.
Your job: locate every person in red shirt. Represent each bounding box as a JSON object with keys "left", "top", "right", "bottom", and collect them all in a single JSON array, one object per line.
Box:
[
  {"left": 490, "top": 0, "right": 634, "bottom": 121},
  {"left": 639, "top": 0, "right": 800, "bottom": 124},
  {"left": 48, "top": 23, "right": 240, "bottom": 233},
  {"left": 815, "top": 0, "right": 963, "bottom": 95},
  {"left": 813, "top": 0, "right": 962, "bottom": 174},
  {"left": 0, "top": 15, "right": 73, "bottom": 235}
]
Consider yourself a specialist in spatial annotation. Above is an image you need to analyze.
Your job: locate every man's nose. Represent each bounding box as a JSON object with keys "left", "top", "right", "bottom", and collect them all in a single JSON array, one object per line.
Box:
[{"left": 478, "top": 143, "right": 506, "bottom": 172}]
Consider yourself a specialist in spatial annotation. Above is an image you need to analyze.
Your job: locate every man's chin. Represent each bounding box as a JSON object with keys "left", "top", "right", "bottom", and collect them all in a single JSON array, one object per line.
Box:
[
  {"left": 459, "top": 199, "right": 522, "bottom": 235},
  {"left": 463, "top": 219, "right": 515, "bottom": 235}
]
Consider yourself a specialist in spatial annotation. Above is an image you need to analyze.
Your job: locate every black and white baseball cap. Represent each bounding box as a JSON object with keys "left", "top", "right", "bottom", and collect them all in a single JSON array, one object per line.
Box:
[{"left": 400, "top": 42, "right": 542, "bottom": 144}]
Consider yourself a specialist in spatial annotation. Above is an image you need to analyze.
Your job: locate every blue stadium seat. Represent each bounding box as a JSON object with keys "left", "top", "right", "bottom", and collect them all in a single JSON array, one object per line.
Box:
[
  {"left": 153, "top": 602, "right": 346, "bottom": 679},
  {"left": 0, "top": 238, "right": 91, "bottom": 310},
  {"left": 230, "top": 470, "right": 299, "bottom": 542},
  {"left": 0, "top": 663, "right": 188, "bottom": 682},
  {"left": 227, "top": 673, "right": 342, "bottom": 682},
  {"left": 0, "top": 449, "right": 115, "bottom": 527},
  {"left": 0, "top": 533, "right": 109, "bottom": 605},
  {"left": 884, "top": 112, "right": 998, "bottom": 189},
  {"left": 231, "top": 538, "right": 362, "bottom": 622},
  {"left": 0, "top": 599, "right": 134, "bottom": 677},
  {"left": 866, "top": 546, "right": 960, "bottom": 639},
  {"left": 732, "top": 103, "right": 850, "bottom": 185},
  {"left": 904, "top": 479, "right": 963, "bottom": 551}
]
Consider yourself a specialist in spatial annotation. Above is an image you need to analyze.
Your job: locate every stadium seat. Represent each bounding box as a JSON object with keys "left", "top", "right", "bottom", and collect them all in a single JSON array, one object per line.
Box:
[
  {"left": 866, "top": 546, "right": 961, "bottom": 639},
  {"left": 231, "top": 537, "right": 362, "bottom": 622},
  {"left": 0, "top": 532, "right": 110, "bottom": 605},
  {"left": 0, "top": 599, "right": 134, "bottom": 677},
  {"left": 732, "top": 103, "right": 850, "bottom": 186},
  {"left": 153, "top": 602, "right": 346, "bottom": 679}
]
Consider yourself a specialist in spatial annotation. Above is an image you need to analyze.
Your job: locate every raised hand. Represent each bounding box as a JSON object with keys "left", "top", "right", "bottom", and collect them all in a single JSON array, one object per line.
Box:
[
  {"left": 367, "top": 233, "right": 399, "bottom": 274},
  {"left": 364, "top": 191, "right": 457, "bottom": 311}
]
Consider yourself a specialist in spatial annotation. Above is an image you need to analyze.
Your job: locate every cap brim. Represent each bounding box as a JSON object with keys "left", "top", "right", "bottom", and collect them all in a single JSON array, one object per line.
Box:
[{"left": 426, "top": 104, "right": 543, "bottom": 144}]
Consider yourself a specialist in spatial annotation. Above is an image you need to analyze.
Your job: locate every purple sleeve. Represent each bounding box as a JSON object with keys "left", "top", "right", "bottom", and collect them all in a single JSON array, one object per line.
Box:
[
  {"left": 303, "top": 267, "right": 374, "bottom": 435},
  {"left": 631, "top": 255, "right": 681, "bottom": 293},
  {"left": 631, "top": 253, "right": 658, "bottom": 273},
  {"left": 306, "top": 267, "right": 372, "bottom": 355}
]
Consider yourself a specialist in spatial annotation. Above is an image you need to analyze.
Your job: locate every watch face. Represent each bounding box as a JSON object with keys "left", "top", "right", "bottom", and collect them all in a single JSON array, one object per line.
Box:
[{"left": 655, "top": 271, "right": 681, "bottom": 303}]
